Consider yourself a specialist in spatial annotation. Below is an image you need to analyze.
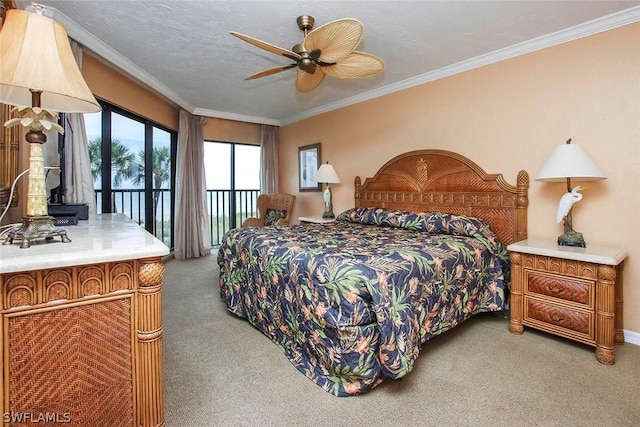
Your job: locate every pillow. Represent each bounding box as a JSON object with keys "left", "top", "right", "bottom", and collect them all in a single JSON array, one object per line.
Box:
[
  {"left": 264, "top": 208, "right": 286, "bottom": 226},
  {"left": 336, "top": 207, "right": 426, "bottom": 230}
]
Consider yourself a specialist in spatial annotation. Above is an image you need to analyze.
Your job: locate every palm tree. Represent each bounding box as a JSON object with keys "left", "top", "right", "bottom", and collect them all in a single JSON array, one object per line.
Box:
[
  {"left": 88, "top": 137, "right": 134, "bottom": 187},
  {"left": 88, "top": 137, "right": 102, "bottom": 181},
  {"left": 88, "top": 137, "right": 135, "bottom": 213},
  {"left": 110, "top": 141, "right": 135, "bottom": 187},
  {"left": 132, "top": 146, "right": 171, "bottom": 215}
]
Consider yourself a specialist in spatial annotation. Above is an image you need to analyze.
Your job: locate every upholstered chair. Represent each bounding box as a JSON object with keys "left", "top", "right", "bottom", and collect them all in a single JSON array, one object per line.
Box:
[{"left": 242, "top": 193, "right": 296, "bottom": 227}]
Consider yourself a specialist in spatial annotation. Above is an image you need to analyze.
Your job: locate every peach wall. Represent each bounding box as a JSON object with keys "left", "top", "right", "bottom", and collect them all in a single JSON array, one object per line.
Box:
[
  {"left": 83, "top": 54, "right": 179, "bottom": 130},
  {"left": 202, "top": 117, "right": 261, "bottom": 144},
  {"left": 280, "top": 23, "right": 640, "bottom": 335}
]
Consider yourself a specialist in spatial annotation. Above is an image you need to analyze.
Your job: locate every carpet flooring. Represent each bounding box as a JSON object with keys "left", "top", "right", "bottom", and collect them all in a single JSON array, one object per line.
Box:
[{"left": 162, "top": 254, "right": 640, "bottom": 427}]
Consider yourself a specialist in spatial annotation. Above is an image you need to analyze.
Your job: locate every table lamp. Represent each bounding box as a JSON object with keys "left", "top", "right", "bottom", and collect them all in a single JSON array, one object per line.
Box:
[
  {"left": 313, "top": 161, "right": 340, "bottom": 218},
  {"left": 0, "top": 6, "right": 101, "bottom": 248},
  {"left": 535, "top": 138, "right": 606, "bottom": 247}
]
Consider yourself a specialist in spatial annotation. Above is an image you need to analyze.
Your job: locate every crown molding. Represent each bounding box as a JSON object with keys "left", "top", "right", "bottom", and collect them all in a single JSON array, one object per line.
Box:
[
  {"left": 16, "top": 1, "right": 277, "bottom": 124},
  {"left": 192, "top": 108, "right": 281, "bottom": 126},
  {"left": 280, "top": 5, "right": 640, "bottom": 125},
  {"left": 16, "top": 1, "right": 195, "bottom": 113},
  {"left": 16, "top": 2, "right": 640, "bottom": 126}
]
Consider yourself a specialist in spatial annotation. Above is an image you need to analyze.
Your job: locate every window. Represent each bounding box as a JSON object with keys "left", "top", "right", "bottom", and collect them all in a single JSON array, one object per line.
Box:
[
  {"left": 204, "top": 141, "right": 260, "bottom": 245},
  {"left": 84, "top": 100, "right": 176, "bottom": 248}
]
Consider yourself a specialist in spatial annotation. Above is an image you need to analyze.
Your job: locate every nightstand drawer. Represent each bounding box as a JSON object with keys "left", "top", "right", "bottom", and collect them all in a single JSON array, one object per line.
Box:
[
  {"left": 525, "top": 270, "right": 593, "bottom": 306},
  {"left": 524, "top": 297, "right": 594, "bottom": 342}
]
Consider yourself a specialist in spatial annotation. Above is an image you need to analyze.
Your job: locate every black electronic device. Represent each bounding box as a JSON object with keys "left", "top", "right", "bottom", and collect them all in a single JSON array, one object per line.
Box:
[
  {"left": 48, "top": 203, "right": 88, "bottom": 221},
  {"left": 50, "top": 213, "right": 78, "bottom": 226},
  {"left": 45, "top": 117, "right": 89, "bottom": 225}
]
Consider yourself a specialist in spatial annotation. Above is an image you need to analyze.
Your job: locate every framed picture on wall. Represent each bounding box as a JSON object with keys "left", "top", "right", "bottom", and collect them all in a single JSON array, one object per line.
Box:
[{"left": 298, "top": 143, "right": 321, "bottom": 192}]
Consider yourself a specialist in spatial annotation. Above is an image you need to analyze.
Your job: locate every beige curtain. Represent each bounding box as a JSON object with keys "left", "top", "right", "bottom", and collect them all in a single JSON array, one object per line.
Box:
[
  {"left": 63, "top": 40, "right": 97, "bottom": 217},
  {"left": 174, "top": 110, "right": 211, "bottom": 259},
  {"left": 260, "top": 124, "right": 279, "bottom": 193}
]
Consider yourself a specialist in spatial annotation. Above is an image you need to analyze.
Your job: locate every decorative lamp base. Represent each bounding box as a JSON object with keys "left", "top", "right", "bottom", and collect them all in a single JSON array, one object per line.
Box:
[
  {"left": 557, "top": 230, "right": 586, "bottom": 248},
  {"left": 3, "top": 215, "right": 71, "bottom": 249},
  {"left": 322, "top": 185, "right": 335, "bottom": 218}
]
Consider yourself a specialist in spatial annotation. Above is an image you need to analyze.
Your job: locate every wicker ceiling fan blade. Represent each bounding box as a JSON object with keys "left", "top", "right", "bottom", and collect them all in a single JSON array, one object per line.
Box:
[
  {"left": 321, "top": 51, "right": 385, "bottom": 79},
  {"left": 295, "top": 68, "right": 326, "bottom": 93},
  {"left": 304, "top": 18, "right": 364, "bottom": 63},
  {"left": 245, "top": 64, "right": 297, "bottom": 80},
  {"left": 230, "top": 31, "right": 301, "bottom": 61}
]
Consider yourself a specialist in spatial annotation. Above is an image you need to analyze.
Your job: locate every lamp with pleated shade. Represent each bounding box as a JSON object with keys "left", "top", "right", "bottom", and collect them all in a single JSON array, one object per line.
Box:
[{"left": 0, "top": 6, "right": 101, "bottom": 248}]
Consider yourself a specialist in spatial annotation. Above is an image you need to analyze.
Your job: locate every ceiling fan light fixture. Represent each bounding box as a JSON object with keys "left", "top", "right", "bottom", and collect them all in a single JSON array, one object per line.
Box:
[
  {"left": 231, "top": 15, "right": 384, "bottom": 92},
  {"left": 298, "top": 57, "right": 316, "bottom": 74}
]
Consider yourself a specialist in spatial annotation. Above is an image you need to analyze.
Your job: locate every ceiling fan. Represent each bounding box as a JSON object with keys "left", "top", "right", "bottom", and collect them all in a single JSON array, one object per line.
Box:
[{"left": 230, "top": 15, "right": 384, "bottom": 93}]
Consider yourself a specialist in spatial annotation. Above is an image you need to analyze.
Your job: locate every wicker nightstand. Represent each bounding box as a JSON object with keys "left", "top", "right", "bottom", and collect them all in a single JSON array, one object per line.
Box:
[
  {"left": 298, "top": 216, "right": 336, "bottom": 224},
  {"left": 507, "top": 238, "right": 627, "bottom": 364}
]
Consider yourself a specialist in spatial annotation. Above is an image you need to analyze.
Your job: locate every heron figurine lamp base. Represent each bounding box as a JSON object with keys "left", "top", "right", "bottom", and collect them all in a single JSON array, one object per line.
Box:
[
  {"left": 314, "top": 162, "right": 340, "bottom": 219},
  {"left": 557, "top": 197, "right": 587, "bottom": 248},
  {"left": 557, "top": 230, "right": 586, "bottom": 247},
  {"left": 322, "top": 185, "right": 335, "bottom": 219}
]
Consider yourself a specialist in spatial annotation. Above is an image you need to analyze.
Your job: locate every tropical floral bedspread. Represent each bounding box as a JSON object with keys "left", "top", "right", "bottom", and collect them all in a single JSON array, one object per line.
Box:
[{"left": 217, "top": 207, "right": 510, "bottom": 396}]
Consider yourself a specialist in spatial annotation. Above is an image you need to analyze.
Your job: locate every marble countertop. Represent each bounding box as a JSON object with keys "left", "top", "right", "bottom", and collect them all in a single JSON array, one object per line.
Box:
[
  {"left": 0, "top": 214, "right": 170, "bottom": 274},
  {"left": 507, "top": 238, "right": 628, "bottom": 266}
]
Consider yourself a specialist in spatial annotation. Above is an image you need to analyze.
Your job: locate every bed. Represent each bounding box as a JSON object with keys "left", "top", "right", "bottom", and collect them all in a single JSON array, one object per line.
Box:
[{"left": 218, "top": 149, "right": 529, "bottom": 396}]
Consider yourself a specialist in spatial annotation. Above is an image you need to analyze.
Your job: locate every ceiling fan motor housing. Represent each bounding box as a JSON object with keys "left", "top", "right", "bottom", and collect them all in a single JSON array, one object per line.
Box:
[{"left": 292, "top": 42, "right": 318, "bottom": 73}]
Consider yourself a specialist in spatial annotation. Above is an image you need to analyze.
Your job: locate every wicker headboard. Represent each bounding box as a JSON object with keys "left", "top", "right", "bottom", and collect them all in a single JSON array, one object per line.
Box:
[{"left": 354, "top": 150, "right": 529, "bottom": 246}]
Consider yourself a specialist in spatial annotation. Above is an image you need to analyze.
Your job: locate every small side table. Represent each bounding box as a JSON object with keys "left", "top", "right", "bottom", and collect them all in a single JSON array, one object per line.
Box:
[
  {"left": 298, "top": 216, "right": 336, "bottom": 224},
  {"left": 507, "top": 238, "right": 627, "bottom": 365}
]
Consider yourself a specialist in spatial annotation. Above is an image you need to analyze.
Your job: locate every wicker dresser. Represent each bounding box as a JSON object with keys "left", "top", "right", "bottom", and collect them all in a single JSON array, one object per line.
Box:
[
  {"left": 507, "top": 238, "right": 627, "bottom": 365},
  {"left": 0, "top": 214, "right": 169, "bottom": 426}
]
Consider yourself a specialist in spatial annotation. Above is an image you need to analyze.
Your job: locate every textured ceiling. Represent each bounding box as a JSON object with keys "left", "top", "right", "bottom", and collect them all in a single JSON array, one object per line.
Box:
[{"left": 15, "top": 1, "right": 640, "bottom": 125}]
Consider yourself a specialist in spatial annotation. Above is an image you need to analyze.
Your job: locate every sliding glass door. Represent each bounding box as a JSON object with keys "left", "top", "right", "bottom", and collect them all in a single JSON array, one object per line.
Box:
[
  {"left": 204, "top": 141, "right": 260, "bottom": 245},
  {"left": 84, "top": 100, "right": 176, "bottom": 248}
]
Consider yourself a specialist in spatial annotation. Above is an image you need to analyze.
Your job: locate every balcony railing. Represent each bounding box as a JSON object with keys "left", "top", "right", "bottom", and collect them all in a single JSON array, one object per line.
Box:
[
  {"left": 95, "top": 188, "right": 260, "bottom": 248},
  {"left": 206, "top": 189, "right": 260, "bottom": 246}
]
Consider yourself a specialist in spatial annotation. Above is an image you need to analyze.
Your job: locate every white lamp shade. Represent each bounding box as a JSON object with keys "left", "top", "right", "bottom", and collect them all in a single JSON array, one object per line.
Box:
[
  {"left": 535, "top": 143, "right": 606, "bottom": 182},
  {"left": 0, "top": 8, "right": 100, "bottom": 113},
  {"left": 313, "top": 163, "right": 340, "bottom": 184}
]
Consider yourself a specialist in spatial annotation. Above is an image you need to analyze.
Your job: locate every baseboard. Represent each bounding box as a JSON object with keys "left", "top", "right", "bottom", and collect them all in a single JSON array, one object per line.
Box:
[{"left": 624, "top": 329, "right": 640, "bottom": 346}]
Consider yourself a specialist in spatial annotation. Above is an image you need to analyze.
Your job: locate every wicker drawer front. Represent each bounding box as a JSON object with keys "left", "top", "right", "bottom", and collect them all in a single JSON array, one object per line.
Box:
[
  {"left": 524, "top": 297, "right": 594, "bottom": 343},
  {"left": 6, "top": 298, "right": 134, "bottom": 426},
  {"left": 525, "top": 270, "right": 592, "bottom": 306}
]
